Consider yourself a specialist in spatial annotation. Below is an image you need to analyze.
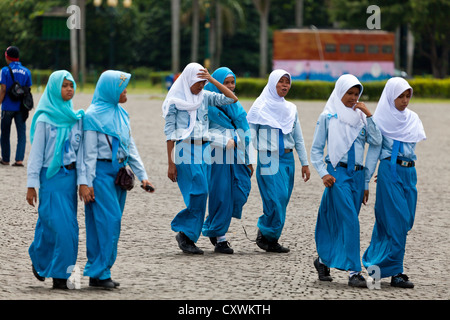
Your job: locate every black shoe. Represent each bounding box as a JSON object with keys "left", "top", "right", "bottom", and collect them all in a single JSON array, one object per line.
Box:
[
  {"left": 348, "top": 273, "right": 367, "bottom": 288},
  {"left": 255, "top": 229, "right": 269, "bottom": 251},
  {"left": 391, "top": 274, "right": 414, "bottom": 288},
  {"left": 32, "top": 264, "right": 45, "bottom": 282},
  {"left": 266, "top": 242, "right": 290, "bottom": 253},
  {"left": 89, "top": 278, "right": 116, "bottom": 289},
  {"left": 314, "top": 258, "right": 332, "bottom": 281},
  {"left": 175, "top": 232, "right": 204, "bottom": 254},
  {"left": 52, "top": 278, "right": 69, "bottom": 290},
  {"left": 215, "top": 241, "right": 234, "bottom": 254},
  {"left": 112, "top": 279, "right": 120, "bottom": 287},
  {"left": 209, "top": 237, "right": 217, "bottom": 246}
]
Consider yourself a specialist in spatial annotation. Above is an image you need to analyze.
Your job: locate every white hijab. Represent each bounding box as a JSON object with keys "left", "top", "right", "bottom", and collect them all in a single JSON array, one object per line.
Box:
[
  {"left": 246, "top": 69, "right": 297, "bottom": 134},
  {"left": 373, "top": 77, "right": 426, "bottom": 143},
  {"left": 162, "top": 62, "right": 208, "bottom": 140},
  {"left": 322, "top": 74, "right": 367, "bottom": 168}
]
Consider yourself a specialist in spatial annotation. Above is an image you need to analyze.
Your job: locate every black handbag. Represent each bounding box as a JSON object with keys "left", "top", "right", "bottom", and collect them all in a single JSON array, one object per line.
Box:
[
  {"left": 114, "top": 166, "right": 135, "bottom": 191},
  {"left": 106, "top": 135, "right": 135, "bottom": 191}
]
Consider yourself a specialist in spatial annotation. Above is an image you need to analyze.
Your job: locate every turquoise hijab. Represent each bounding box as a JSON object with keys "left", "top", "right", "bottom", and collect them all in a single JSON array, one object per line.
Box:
[
  {"left": 30, "top": 70, "right": 84, "bottom": 179},
  {"left": 83, "top": 70, "right": 131, "bottom": 156},
  {"left": 205, "top": 67, "right": 250, "bottom": 141}
]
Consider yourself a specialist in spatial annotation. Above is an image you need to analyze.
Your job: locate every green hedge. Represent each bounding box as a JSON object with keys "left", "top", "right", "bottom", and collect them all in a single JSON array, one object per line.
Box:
[
  {"left": 29, "top": 69, "right": 450, "bottom": 100},
  {"left": 237, "top": 78, "right": 450, "bottom": 100}
]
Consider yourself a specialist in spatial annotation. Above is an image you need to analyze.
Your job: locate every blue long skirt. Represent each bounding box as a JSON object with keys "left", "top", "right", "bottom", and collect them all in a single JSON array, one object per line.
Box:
[
  {"left": 202, "top": 147, "right": 251, "bottom": 238},
  {"left": 84, "top": 161, "right": 126, "bottom": 280},
  {"left": 362, "top": 159, "right": 417, "bottom": 278},
  {"left": 171, "top": 141, "right": 210, "bottom": 243},
  {"left": 315, "top": 164, "right": 365, "bottom": 272},
  {"left": 256, "top": 151, "right": 295, "bottom": 242},
  {"left": 29, "top": 167, "right": 78, "bottom": 279}
]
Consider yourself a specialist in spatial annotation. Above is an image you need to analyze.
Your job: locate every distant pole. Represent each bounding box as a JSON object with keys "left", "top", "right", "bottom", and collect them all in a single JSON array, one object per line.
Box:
[
  {"left": 171, "top": 0, "right": 180, "bottom": 73},
  {"left": 295, "top": 0, "right": 303, "bottom": 28},
  {"left": 79, "top": 0, "right": 86, "bottom": 87},
  {"left": 204, "top": 0, "right": 210, "bottom": 69},
  {"left": 406, "top": 24, "right": 414, "bottom": 76},
  {"left": 70, "top": 0, "right": 79, "bottom": 81},
  {"left": 191, "top": 0, "right": 199, "bottom": 62}
]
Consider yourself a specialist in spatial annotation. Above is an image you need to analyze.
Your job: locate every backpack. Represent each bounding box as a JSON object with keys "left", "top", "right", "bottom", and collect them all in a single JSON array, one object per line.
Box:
[{"left": 7, "top": 66, "right": 33, "bottom": 111}]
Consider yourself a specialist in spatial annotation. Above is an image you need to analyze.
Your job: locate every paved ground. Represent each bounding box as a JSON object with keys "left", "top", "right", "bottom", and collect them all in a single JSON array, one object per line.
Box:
[{"left": 0, "top": 93, "right": 448, "bottom": 306}]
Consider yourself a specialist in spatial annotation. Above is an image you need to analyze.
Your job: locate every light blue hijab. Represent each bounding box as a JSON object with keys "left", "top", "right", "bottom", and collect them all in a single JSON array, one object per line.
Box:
[
  {"left": 205, "top": 67, "right": 250, "bottom": 143},
  {"left": 30, "top": 70, "right": 84, "bottom": 179},
  {"left": 83, "top": 70, "right": 131, "bottom": 156}
]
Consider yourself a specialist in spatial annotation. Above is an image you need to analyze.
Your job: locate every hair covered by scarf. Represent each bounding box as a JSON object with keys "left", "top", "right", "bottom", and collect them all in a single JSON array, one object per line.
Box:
[
  {"left": 30, "top": 70, "right": 84, "bottom": 179},
  {"left": 83, "top": 70, "right": 132, "bottom": 155},
  {"left": 321, "top": 74, "right": 367, "bottom": 167},
  {"left": 246, "top": 69, "right": 297, "bottom": 134},
  {"left": 373, "top": 77, "right": 426, "bottom": 143},
  {"left": 161, "top": 62, "right": 207, "bottom": 140}
]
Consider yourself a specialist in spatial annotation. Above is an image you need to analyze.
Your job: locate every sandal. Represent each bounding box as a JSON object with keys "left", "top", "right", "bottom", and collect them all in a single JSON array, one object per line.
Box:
[{"left": 12, "top": 162, "right": 24, "bottom": 167}]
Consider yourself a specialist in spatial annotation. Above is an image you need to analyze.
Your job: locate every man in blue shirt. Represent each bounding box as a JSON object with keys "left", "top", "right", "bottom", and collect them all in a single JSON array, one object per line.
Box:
[{"left": 0, "top": 46, "right": 32, "bottom": 166}]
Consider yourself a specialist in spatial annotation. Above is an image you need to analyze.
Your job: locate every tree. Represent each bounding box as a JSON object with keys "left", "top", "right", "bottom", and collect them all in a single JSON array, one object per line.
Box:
[
  {"left": 329, "top": 0, "right": 450, "bottom": 78},
  {"left": 209, "top": 0, "right": 245, "bottom": 69},
  {"left": 252, "top": 0, "right": 270, "bottom": 77},
  {"left": 409, "top": 0, "right": 450, "bottom": 78}
]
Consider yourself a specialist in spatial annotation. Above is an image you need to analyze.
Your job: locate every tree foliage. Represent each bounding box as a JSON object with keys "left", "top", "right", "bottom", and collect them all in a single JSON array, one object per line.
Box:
[{"left": 0, "top": 0, "right": 446, "bottom": 78}]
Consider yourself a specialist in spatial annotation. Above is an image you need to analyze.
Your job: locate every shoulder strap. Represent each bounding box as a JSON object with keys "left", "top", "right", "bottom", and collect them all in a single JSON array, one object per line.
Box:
[
  {"left": 105, "top": 134, "right": 113, "bottom": 150},
  {"left": 7, "top": 66, "right": 16, "bottom": 82}
]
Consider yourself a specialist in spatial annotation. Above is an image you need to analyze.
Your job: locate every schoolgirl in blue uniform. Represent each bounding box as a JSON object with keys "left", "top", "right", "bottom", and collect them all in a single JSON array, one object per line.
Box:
[
  {"left": 310, "top": 74, "right": 382, "bottom": 287},
  {"left": 247, "top": 69, "right": 310, "bottom": 253},
  {"left": 27, "top": 70, "right": 87, "bottom": 289},
  {"left": 202, "top": 67, "right": 253, "bottom": 254},
  {"left": 83, "top": 70, "right": 154, "bottom": 289},
  {"left": 163, "top": 63, "right": 238, "bottom": 255},
  {"left": 363, "top": 77, "right": 426, "bottom": 288}
]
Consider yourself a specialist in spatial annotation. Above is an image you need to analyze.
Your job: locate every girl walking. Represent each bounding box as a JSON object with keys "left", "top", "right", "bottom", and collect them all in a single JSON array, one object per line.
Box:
[
  {"left": 247, "top": 69, "right": 310, "bottom": 253},
  {"left": 83, "top": 70, "right": 155, "bottom": 288},
  {"left": 163, "top": 63, "right": 237, "bottom": 254},
  {"left": 202, "top": 67, "right": 253, "bottom": 254},
  {"left": 363, "top": 77, "right": 426, "bottom": 288},
  {"left": 310, "top": 74, "right": 382, "bottom": 287},
  {"left": 27, "top": 70, "right": 88, "bottom": 289}
]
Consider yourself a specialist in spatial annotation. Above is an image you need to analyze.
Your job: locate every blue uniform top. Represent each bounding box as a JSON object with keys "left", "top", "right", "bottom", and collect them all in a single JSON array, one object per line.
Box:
[
  {"left": 0, "top": 61, "right": 32, "bottom": 111},
  {"left": 310, "top": 114, "right": 382, "bottom": 189},
  {"left": 84, "top": 131, "right": 148, "bottom": 187},
  {"left": 249, "top": 111, "right": 309, "bottom": 167},
  {"left": 27, "top": 120, "right": 86, "bottom": 188},
  {"left": 364, "top": 135, "right": 417, "bottom": 187},
  {"left": 164, "top": 90, "right": 234, "bottom": 141}
]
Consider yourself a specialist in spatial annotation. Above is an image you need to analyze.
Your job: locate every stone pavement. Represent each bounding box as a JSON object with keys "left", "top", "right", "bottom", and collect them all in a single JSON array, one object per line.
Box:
[{"left": 0, "top": 94, "right": 448, "bottom": 305}]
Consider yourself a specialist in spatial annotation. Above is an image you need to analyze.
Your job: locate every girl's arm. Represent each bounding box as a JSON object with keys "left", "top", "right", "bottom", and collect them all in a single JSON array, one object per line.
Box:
[
  {"left": 167, "top": 140, "right": 177, "bottom": 182},
  {"left": 197, "top": 68, "right": 238, "bottom": 103},
  {"left": 26, "top": 122, "right": 47, "bottom": 207}
]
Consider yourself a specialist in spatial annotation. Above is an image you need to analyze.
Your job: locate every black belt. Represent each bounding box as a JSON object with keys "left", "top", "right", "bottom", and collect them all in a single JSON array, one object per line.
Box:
[
  {"left": 61, "top": 162, "right": 76, "bottom": 170},
  {"left": 385, "top": 157, "right": 415, "bottom": 167},
  {"left": 336, "top": 162, "right": 364, "bottom": 171},
  {"left": 97, "top": 158, "right": 125, "bottom": 164},
  {"left": 179, "top": 139, "right": 209, "bottom": 145}
]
